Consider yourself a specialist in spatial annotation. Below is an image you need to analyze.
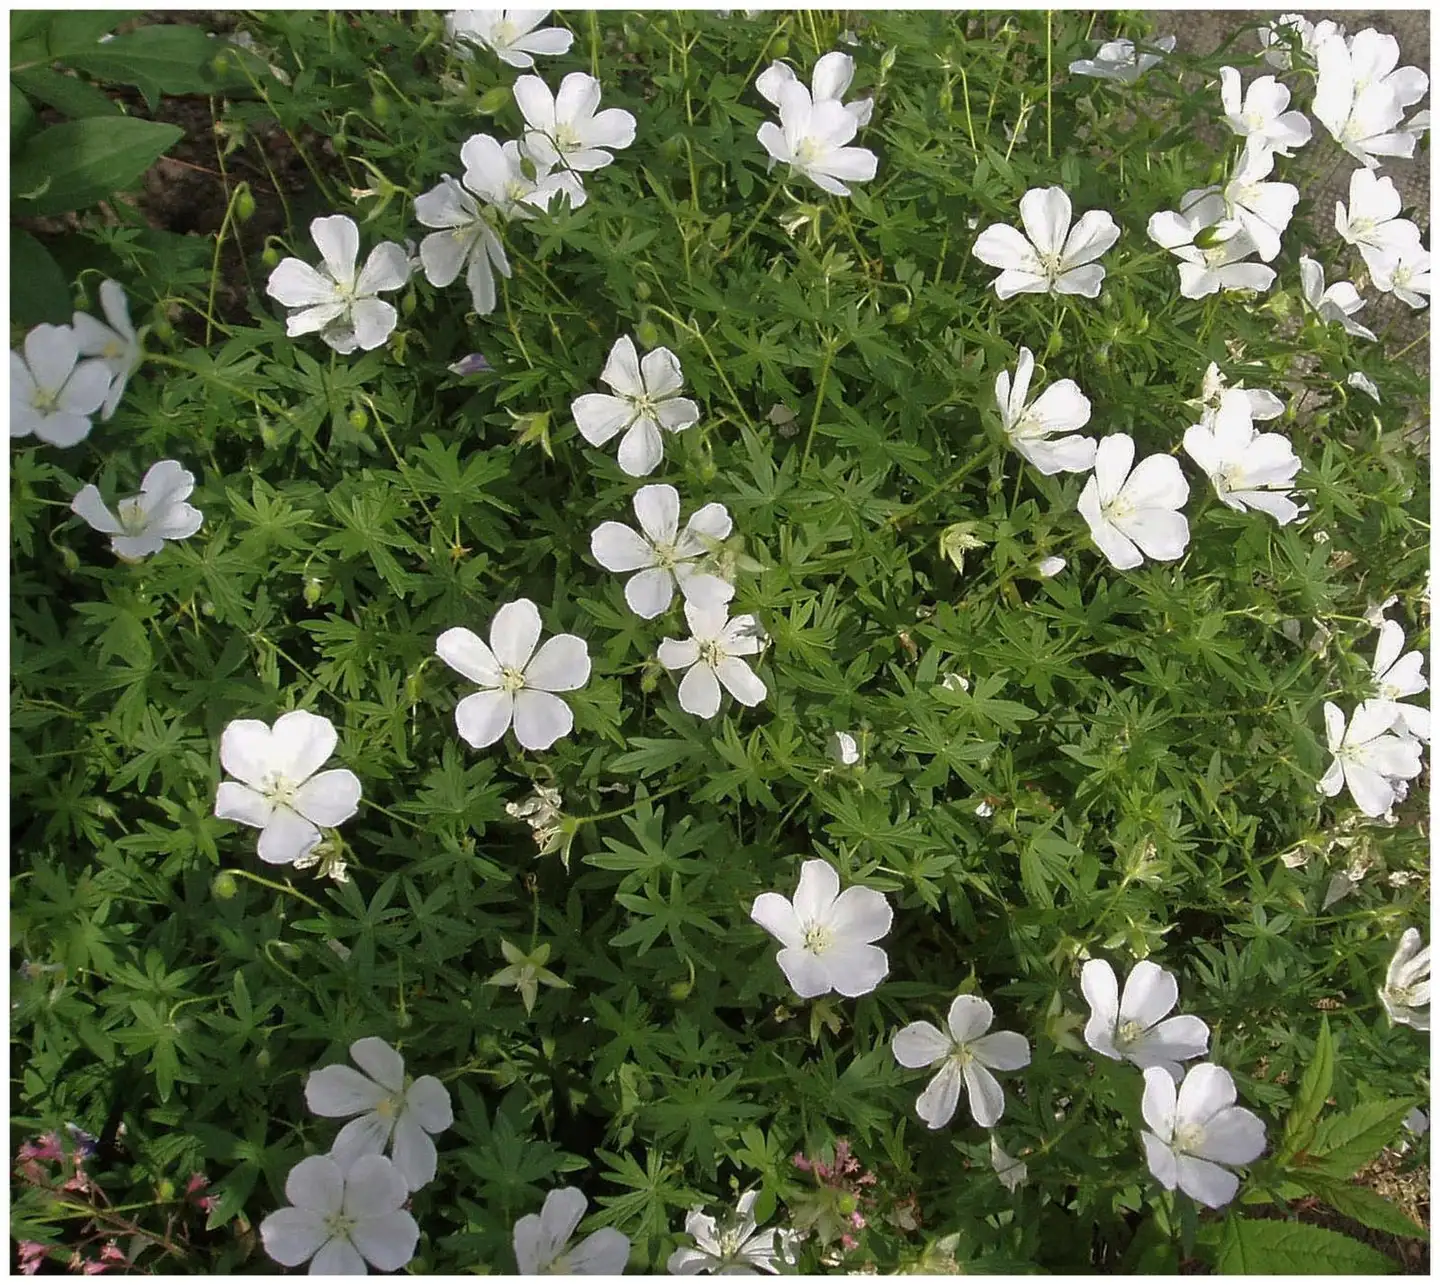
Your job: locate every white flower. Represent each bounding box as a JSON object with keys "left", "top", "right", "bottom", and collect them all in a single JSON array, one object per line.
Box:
[
  {"left": 657, "top": 602, "right": 767, "bottom": 718},
  {"left": 1036, "top": 556, "right": 1067, "bottom": 578},
  {"left": 71, "top": 459, "right": 203, "bottom": 560},
  {"left": 756, "top": 50, "right": 873, "bottom": 126},
  {"left": 1220, "top": 142, "right": 1298, "bottom": 263},
  {"left": 1335, "top": 168, "right": 1425, "bottom": 282},
  {"left": 892, "top": 994, "right": 1031, "bottom": 1129},
  {"left": 1298, "top": 255, "right": 1376, "bottom": 341},
  {"left": 1147, "top": 194, "right": 1275, "bottom": 300},
  {"left": 514, "top": 71, "right": 635, "bottom": 173},
  {"left": 1348, "top": 371, "right": 1381, "bottom": 402},
  {"left": 514, "top": 1187, "right": 630, "bottom": 1274},
  {"left": 1318, "top": 700, "right": 1424, "bottom": 817},
  {"left": 974, "top": 800, "right": 994, "bottom": 819},
  {"left": 265, "top": 215, "right": 411, "bottom": 353},
  {"left": 972, "top": 187, "right": 1119, "bottom": 300},
  {"left": 989, "top": 1135, "right": 1028, "bottom": 1193},
  {"left": 435, "top": 599, "right": 590, "bottom": 752},
  {"left": 1080, "top": 959, "right": 1210, "bottom": 1082},
  {"left": 1369, "top": 243, "right": 1431, "bottom": 311},
  {"left": 1312, "top": 33, "right": 1418, "bottom": 167},
  {"left": 1258, "top": 14, "right": 1343, "bottom": 70},
  {"left": 993, "top": 346, "right": 1096, "bottom": 475},
  {"left": 415, "top": 174, "right": 510, "bottom": 315},
  {"left": 1380, "top": 930, "right": 1430, "bottom": 1031},
  {"left": 214, "top": 710, "right": 363, "bottom": 864},
  {"left": 1404, "top": 107, "right": 1430, "bottom": 137},
  {"left": 72, "top": 279, "right": 141, "bottom": 420},
  {"left": 755, "top": 79, "right": 877, "bottom": 196},
  {"left": 1141, "top": 1063, "right": 1266, "bottom": 1209},
  {"left": 446, "top": 9, "right": 573, "bottom": 68},
  {"left": 572, "top": 335, "right": 699, "bottom": 477},
  {"left": 828, "top": 730, "right": 861, "bottom": 766},
  {"left": 1182, "top": 390, "right": 1304, "bottom": 525},
  {"left": 1069, "top": 35, "right": 1175, "bottom": 82},
  {"left": 1077, "top": 434, "right": 1190, "bottom": 571},
  {"left": 750, "top": 857, "right": 891, "bottom": 999},
  {"left": 1343, "top": 28, "right": 1429, "bottom": 111},
  {"left": 10, "top": 324, "right": 113, "bottom": 447},
  {"left": 305, "top": 1036, "right": 453, "bottom": 1192},
  {"left": 590, "top": 484, "right": 733, "bottom": 618},
  {"left": 667, "top": 1190, "right": 797, "bottom": 1275},
  {"left": 260, "top": 1153, "right": 419, "bottom": 1274},
  {"left": 1218, "top": 67, "right": 1311, "bottom": 155},
  {"left": 1371, "top": 619, "right": 1429, "bottom": 741}
]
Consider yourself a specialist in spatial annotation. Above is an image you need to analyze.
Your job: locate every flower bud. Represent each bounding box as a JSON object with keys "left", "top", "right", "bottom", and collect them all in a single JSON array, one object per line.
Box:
[
  {"left": 212, "top": 872, "right": 239, "bottom": 900},
  {"left": 233, "top": 183, "right": 256, "bottom": 222},
  {"left": 667, "top": 977, "right": 693, "bottom": 1001},
  {"left": 303, "top": 577, "right": 324, "bottom": 607},
  {"left": 634, "top": 280, "right": 652, "bottom": 301},
  {"left": 477, "top": 85, "right": 512, "bottom": 115},
  {"left": 256, "top": 1047, "right": 272, "bottom": 1069},
  {"left": 157, "top": 1179, "right": 176, "bottom": 1202},
  {"left": 370, "top": 92, "right": 390, "bottom": 121},
  {"left": 261, "top": 244, "right": 281, "bottom": 268},
  {"left": 771, "top": 35, "right": 790, "bottom": 58},
  {"left": 347, "top": 407, "right": 369, "bottom": 431},
  {"left": 887, "top": 302, "right": 911, "bottom": 325},
  {"left": 636, "top": 320, "right": 660, "bottom": 349},
  {"left": 210, "top": 53, "right": 231, "bottom": 77},
  {"left": 60, "top": 546, "right": 80, "bottom": 573}
]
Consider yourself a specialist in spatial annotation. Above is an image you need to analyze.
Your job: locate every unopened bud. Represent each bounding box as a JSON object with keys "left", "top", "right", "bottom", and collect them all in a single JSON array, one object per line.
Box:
[
  {"left": 233, "top": 183, "right": 256, "bottom": 222},
  {"left": 477, "top": 85, "right": 512, "bottom": 115},
  {"left": 212, "top": 872, "right": 239, "bottom": 900}
]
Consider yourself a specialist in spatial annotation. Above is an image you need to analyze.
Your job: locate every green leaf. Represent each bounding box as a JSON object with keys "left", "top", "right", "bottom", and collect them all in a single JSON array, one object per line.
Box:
[
  {"left": 10, "top": 231, "right": 73, "bottom": 327},
  {"left": 1308, "top": 1179, "right": 1428, "bottom": 1240},
  {"left": 1215, "top": 1217, "right": 1397, "bottom": 1274},
  {"left": 12, "top": 65, "right": 122, "bottom": 118},
  {"left": 1303, "top": 1099, "right": 1415, "bottom": 1180},
  {"left": 62, "top": 24, "right": 233, "bottom": 108},
  {"left": 1279, "top": 1014, "right": 1333, "bottom": 1161},
  {"left": 12, "top": 116, "right": 182, "bottom": 215}
]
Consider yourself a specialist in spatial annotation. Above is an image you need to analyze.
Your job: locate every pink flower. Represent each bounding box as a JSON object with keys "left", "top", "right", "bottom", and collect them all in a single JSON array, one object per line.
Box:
[{"left": 17, "top": 1242, "right": 48, "bottom": 1275}]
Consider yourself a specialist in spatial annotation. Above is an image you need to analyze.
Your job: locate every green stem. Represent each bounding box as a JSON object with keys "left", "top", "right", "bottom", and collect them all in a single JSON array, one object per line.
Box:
[
  {"left": 224, "top": 867, "right": 324, "bottom": 911},
  {"left": 721, "top": 181, "right": 783, "bottom": 261},
  {"left": 801, "top": 340, "right": 837, "bottom": 470}
]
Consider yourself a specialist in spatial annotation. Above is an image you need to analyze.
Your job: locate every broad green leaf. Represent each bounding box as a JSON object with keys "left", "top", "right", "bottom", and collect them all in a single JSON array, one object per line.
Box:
[
  {"left": 64, "top": 24, "right": 238, "bottom": 108},
  {"left": 12, "top": 116, "right": 182, "bottom": 215},
  {"left": 12, "top": 65, "right": 122, "bottom": 118},
  {"left": 1215, "top": 1217, "right": 1397, "bottom": 1275},
  {"left": 10, "top": 231, "right": 72, "bottom": 327},
  {"left": 1303, "top": 1099, "right": 1416, "bottom": 1180},
  {"left": 1308, "top": 1179, "right": 1428, "bottom": 1240},
  {"left": 1279, "top": 1014, "right": 1333, "bottom": 1161}
]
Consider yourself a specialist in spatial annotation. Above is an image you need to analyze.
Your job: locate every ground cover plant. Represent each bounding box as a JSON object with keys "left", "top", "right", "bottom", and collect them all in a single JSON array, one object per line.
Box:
[{"left": 9, "top": 7, "right": 1433, "bottom": 1275}]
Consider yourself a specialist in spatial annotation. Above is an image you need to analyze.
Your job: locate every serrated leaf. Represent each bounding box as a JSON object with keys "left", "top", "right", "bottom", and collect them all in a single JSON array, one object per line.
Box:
[
  {"left": 1215, "top": 1217, "right": 1397, "bottom": 1274},
  {"left": 1303, "top": 1099, "right": 1415, "bottom": 1180},
  {"left": 1280, "top": 1014, "right": 1333, "bottom": 1161},
  {"left": 1308, "top": 1179, "right": 1428, "bottom": 1240}
]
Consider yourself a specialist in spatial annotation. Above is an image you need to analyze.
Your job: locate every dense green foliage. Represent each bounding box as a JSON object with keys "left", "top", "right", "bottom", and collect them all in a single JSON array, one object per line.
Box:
[{"left": 10, "top": 8, "right": 1429, "bottom": 1274}]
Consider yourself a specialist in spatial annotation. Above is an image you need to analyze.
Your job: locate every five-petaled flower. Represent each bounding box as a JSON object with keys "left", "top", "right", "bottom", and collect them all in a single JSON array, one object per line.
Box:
[
  {"left": 71, "top": 459, "right": 204, "bottom": 560},
  {"left": 213, "top": 710, "right": 363, "bottom": 865},
  {"left": 750, "top": 858, "right": 891, "bottom": 999},
  {"left": 667, "top": 1190, "right": 798, "bottom": 1275},
  {"left": 446, "top": 9, "right": 574, "bottom": 68},
  {"left": 755, "top": 79, "right": 878, "bottom": 196},
  {"left": 892, "top": 994, "right": 1032, "bottom": 1129},
  {"left": 1334, "top": 168, "right": 1425, "bottom": 281},
  {"left": 573, "top": 335, "right": 700, "bottom": 477},
  {"left": 1298, "top": 255, "right": 1376, "bottom": 341},
  {"left": 1370, "top": 243, "right": 1431, "bottom": 310},
  {"left": 513, "top": 1187, "right": 630, "bottom": 1275},
  {"left": 436, "top": 599, "right": 591, "bottom": 752},
  {"left": 590, "top": 483, "right": 734, "bottom": 618},
  {"left": 1259, "top": 14, "right": 1343, "bottom": 70},
  {"left": 514, "top": 71, "right": 636, "bottom": 173},
  {"left": 1218, "top": 67, "right": 1312, "bottom": 154},
  {"left": 1181, "top": 390, "right": 1304, "bottom": 525},
  {"left": 72, "top": 279, "right": 141, "bottom": 420},
  {"left": 1370, "top": 619, "right": 1430, "bottom": 741},
  {"left": 1318, "top": 699, "right": 1424, "bottom": 817},
  {"left": 1077, "top": 434, "right": 1191, "bottom": 570},
  {"left": 1080, "top": 959, "right": 1210, "bottom": 1082},
  {"left": 972, "top": 187, "right": 1119, "bottom": 299},
  {"left": 657, "top": 601, "right": 767, "bottom": 718},
  {"left": 305, "top": 1036, "right": 454, "bottom": 1191},
  {"left": 11, "top": 323, "right": 113, "bottom": 447},
  {"left": 1379, "top": 928, "right": 1430, "bottom": 1031},
  {"left": 265, "top": 214, "right": 411, "bottom": 353},
  {"left": 1140, "top": 1063, "right": 1266, "bottom": 1209},
  {"left": 994, "top": 346, "right": 1097, "bottom": 475},
  {"left": 1312, "top": 31, "right": 1420, "bottom": 167},
  {"left": 1218, "top": 142, "right": 1299, "bottom": 263},
  {"left": 1146, "top": 191, "right": 1275, "bottom": 300},
  {"left": 1068, "top": 35, "right": 1175, "bottom": 82},
  {"left": 259, "top": 1153, "right": 419, "bottom": 1274}
]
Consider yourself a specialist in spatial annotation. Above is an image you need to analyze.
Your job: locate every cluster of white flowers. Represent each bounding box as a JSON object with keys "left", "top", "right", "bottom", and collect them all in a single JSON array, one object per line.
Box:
[
  {"left": 755, "top": 51, "right": 877, "bottom": 196},
  {"left": 1318, "top": 613, "right": 1428, "bottom": 818},
  {"left": 261, "top": 1037, "right": 451, "bottom": 1273}
]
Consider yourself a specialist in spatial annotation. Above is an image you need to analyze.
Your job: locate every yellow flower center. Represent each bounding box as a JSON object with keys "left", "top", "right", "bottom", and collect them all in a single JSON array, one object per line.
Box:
[
  {"left": 501, "top": 666, "right": 527, "bottom": 694},
  {"left": 801, "top": 923, "right": 833, "bottom": 954}
]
